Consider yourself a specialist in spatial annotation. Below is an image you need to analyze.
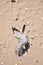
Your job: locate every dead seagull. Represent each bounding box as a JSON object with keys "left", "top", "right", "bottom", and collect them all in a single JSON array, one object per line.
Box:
[{"left": 12, "top": 26, "right": 30, "bottom": 57}]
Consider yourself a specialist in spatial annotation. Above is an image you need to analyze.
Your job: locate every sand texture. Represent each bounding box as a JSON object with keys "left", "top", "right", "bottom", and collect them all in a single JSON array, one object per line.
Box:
[{"left": 0, "top": 0, "right": 43, "bottom": 65}]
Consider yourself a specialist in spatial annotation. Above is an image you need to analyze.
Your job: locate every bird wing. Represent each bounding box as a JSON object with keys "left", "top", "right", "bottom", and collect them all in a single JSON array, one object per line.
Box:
[
  {"left": 12, "top": 27, "right": 28, "bottom": 44},
  {"left": 12, "top": 27, "right": 24, "bottom": 39}
]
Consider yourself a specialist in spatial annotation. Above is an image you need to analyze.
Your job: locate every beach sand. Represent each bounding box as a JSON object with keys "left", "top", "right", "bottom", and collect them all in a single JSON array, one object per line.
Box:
[{"left": 0, "top": 0, "right": 43, "bottom": 65}]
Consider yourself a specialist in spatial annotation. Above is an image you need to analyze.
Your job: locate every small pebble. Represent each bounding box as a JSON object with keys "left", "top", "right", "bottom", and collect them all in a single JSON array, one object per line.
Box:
[
  {"left": 25, "top": 8, "right": 28, "bottom": 10},
  {"left": 30, "top": 44, "right": 32, "bottom": 46},
  {"left": 41, "top": 17, "right": 43, "bottom": 20},
  {"left": 36, "top": 60, "right": 39, "bottom": 63},
  {"left": 15, "top": 17, "right": 18, "bottom": 21},
  {"left": 15, "top": 64, "right": 18, "bottom": 65},
  {"left": 27, "top": 30, "right": 30, "bottom": 33},
  {"left": 1, "top": 61, "right": 4, "bottom": 65},
  {"left": 26, "top": 21, "right": 29, "bottom": 24}
]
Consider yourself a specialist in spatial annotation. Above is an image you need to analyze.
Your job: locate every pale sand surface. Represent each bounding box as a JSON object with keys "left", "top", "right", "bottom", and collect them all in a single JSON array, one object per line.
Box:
[{"left": 0, "top": 0, "right": 43, "bottom": 65}]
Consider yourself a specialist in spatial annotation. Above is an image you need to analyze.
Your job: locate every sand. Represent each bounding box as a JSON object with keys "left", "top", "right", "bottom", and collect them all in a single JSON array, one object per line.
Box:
[{"left": 0, "top": 0, "right": 43, "bottom": 65}]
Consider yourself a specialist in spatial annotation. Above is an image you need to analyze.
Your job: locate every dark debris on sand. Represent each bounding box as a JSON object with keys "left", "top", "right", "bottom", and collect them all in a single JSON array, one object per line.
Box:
[{"left": 11, "top": 0, "right": 16, "bottom": 2}]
